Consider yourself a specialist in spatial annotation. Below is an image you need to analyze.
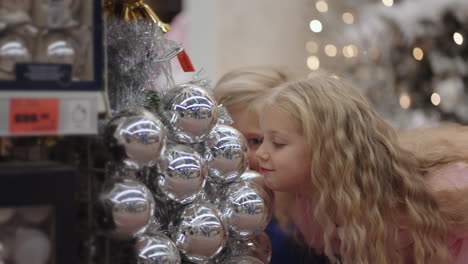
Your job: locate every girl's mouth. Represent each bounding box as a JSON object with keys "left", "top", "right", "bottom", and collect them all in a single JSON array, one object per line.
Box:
[{"left": 260, "top": 168, "right": 273, "bottom": 173}]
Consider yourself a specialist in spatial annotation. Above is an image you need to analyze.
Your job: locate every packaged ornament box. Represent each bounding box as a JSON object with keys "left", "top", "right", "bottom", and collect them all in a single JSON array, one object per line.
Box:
[
  {"left": 0, "top": 163, "right": 78, "bottom": 264},
  {"left": 0, "top": 0, "right": 103, "bottom": 91}
]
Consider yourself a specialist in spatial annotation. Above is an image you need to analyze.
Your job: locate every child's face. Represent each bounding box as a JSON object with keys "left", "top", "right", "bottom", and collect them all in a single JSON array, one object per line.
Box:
[
  {"left": 229, "top": 108, "right": 263, "bottom": 172},
  {"left": 256, "top": 106, "right": 311, "bottom": 193}
]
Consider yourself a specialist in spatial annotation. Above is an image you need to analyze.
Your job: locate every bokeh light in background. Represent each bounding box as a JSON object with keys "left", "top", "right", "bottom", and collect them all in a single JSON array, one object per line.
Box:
[
  {"left": 325, "top": 44, "right": 338, "bottom": 57},
  {"left": 307, "top": 56, "right": 320, "bottom": 70},
  {"left": 399, "top": 93, "right": 411, "bottom": 109},
  {"left": 412, "top": 47, "right": 424, "bottom": 60},
  {"left": 315, "top": 0, "right": 328, "bottom": 13},
  {"left": 342, "top": 12, "right": 355, "bottom": 24},
  {"left": 309, "top": 20, "right": 323, "bottom": 32},
  {"left": 343, "top": 44, "right": 358, "bottom": 58},
  {"left": 453, "top": 32, "right": 464, "bottom": 45},
  {"left": 431, "top": 93, "right": 441, "bottom": 106},
  {"left": 382, "top": 0, "right": 394, "bottom": 7}
]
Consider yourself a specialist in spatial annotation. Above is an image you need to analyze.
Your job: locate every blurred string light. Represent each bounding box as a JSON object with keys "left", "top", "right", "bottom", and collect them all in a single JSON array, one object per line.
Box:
[
  {"left": 453, "top": 32, "right": 464, "bottom": 45},
  {"left": 412, "top": 47, "right": 424, "bottom": 60},
  {"left": 306, "top": 41, "right": 319, "bottom": 53},
  {"left": 307, "top": 56, "right": 320, "bottom": 70},
  {"left": 325, "top": 44, "right": 337, "bottom": 57},
  {"left": 342, "top": 12, "right": 355, "bottom": 24},
  {"left": 431, "top": 93, "right": 441, "bottom": 106},
  {"left": 382, "top": 0, "right": 393, "bottom": 7},
  {"left": 315, "top": 0, "right": 328, "bottom": 12},
  {"left": 343, "top": 44, "right": 358, "bottom": 58},
  {"left": 399, "top": 93, "right": 411, "bottom": 109},
  {"left": 309, "top": 20, "right": 323, "bottom": 32}
]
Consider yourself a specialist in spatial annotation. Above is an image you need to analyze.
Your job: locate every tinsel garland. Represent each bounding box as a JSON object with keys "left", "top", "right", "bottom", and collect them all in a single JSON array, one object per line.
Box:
[{"left": 105, "top": 18, "right": 180, "bottom": 113}]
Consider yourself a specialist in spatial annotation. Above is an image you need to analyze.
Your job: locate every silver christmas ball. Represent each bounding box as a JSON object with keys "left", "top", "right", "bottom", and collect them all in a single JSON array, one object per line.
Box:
[
  {"left": 205, "top": 125, "right": 248, "bottom": 184},
  {"left": 223, "top": 256, "right": 263, "bottom": 264},
  {"left": 45, "top": 35, "right": 76, "bottom": 65},
  {"left": 13, "top": 228, "right": 51, "bottom": 264},
  {"left": 239, "top": 171, "right": 275, "bottom": 205},
  {"left": 0, "top": 36, "right": 31, "bottom": 73},
  {"left": 155, "top": 144, "right": 207, "bottom": 204},
  {"left": 135, "top": 233, "right": 181, "bottom": 264},
  {"left": 96, "top": 178, "right": 155, "bottom": 239},
  {"left": 220, "top": 181, "right": 273, "bottom": 240},
  {"left": 105, "top": 109, "right": 166, "bottom": 170},
  {"left": 239, "top": 170, "right": 271, "bottom": 193},
  {"left": 161, "top": 83, "right": 219, "bottom": 144},
  {"left": 232, "top": 232, "right": 272, "bottom": 264},
  {"left": 171, "top": 202, "right": 227, "bottom": 263}
]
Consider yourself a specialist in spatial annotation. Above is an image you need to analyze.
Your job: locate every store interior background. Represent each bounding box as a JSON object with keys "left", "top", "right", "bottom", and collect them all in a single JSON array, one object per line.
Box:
[{"left": 150, "top": 0, "right": 468, "bottom": 129}]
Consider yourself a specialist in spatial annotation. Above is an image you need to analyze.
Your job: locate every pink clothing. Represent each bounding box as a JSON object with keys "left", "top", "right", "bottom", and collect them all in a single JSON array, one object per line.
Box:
[{"left": 293, "top": 162, "right": 468, "bottom": 263}]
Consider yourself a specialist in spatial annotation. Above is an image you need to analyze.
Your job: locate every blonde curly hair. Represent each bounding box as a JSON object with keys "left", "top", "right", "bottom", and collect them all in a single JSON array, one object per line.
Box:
[
  {"left": 264, "top": 73, "right": 462, "bottom": 264},
  {"left": 213, "top": 66, "right": 291, "bottom": 112}
]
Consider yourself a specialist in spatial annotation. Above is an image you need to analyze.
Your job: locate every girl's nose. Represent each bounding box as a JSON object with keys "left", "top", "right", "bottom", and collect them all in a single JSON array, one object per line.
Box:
[{"left": 255, "top": 141, "right": 268, "bottom": 161}]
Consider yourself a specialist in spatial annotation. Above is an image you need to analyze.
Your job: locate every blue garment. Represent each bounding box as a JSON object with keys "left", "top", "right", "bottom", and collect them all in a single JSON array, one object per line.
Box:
[{"left": 265, "top": 218, "right": 329, "bottom": 264}]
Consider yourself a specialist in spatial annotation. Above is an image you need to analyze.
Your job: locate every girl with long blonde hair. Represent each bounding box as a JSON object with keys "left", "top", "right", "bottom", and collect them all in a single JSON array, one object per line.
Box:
[
  {"left": 214, "top": 66, "right": 329, "bottom": 263},
  {"left": 256, "top": 73, "right": 468, "bottom": 264}
]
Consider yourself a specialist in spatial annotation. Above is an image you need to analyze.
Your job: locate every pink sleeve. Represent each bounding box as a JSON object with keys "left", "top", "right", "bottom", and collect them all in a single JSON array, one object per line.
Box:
[
  {"left": 428, "top": 162, "right": 468, "bottom": 192},
  {"left": 428, "top": 162, "right": 468, "bottom": 263}
]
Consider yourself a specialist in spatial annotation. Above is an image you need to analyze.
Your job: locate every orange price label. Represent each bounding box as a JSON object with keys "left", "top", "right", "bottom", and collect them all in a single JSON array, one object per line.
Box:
[{"left": 9, "top": 98, "right": 59, "bottom": 134}]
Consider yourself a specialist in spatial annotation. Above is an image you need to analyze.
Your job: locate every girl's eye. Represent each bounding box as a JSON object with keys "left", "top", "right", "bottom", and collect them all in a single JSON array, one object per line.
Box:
[
  {"left": 273, "top": 142, "right": 285, "bottom": 148},
  {"left": 248, "top": 138, "right": 263, "bottom": 145}
]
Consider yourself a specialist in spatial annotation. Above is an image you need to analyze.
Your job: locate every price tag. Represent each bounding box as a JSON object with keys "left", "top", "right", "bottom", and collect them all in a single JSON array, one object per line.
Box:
[
  {"left": 9, "top": 98, "right": 59, "bottom": 134},
  {"left": 177, "top": 50, "right": 195, "bottom": 72}
]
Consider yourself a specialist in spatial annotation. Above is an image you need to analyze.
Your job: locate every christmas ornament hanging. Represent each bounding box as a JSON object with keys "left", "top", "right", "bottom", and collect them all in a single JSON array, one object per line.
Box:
[
  {"left": 171, "top": 202, "right": 227, "bottom": 263},
  {"left": 205, "top": 125, "right": 248, "bottom": 184},
  {"left": 239, "top": 170, "right": 274, "bottom": 201},
  {"left": 105, "top": 109, "right": 166, "bottom": 170},
  {"left": 231, "top": 232, "right": 272, "bottom": 264},
  {"left": 154, "top": 144, "right": 207, "bottom": 204},
  {"left": 161, "top": 84, "right": 219, "bottom": 144},
  {"left": 135, "top": 233, "right": 181, "bottom": 264},
  {"left": 219, "top": 181, "right": 273, "bottom": 240},
  {"left": 95, "top": 178, "right": 155, "bottom": 239}
]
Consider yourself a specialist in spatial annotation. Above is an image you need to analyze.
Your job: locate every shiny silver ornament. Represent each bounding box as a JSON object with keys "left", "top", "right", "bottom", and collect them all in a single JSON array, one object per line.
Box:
[
  {"left": 105, "top": 109, "right": 166, "bottom": 170},
  {"left": 161, "top": 84, "right": 219, "bottom": 144},
  {"left": 171, "top": 202, "right": 227, "bottom": 263},
  {"left": 96, "top": 178, "right": 155, "bottom": 239},
  {"left": 220, "top": 181, "right": 273, "bottom": 240},
  {"left": 45, "top": 35, "right": 76, "bottom": 65},
  {"left": 232, "top": 232, "right": 272, "bottom": 264},
  {"left": 239, "top": 170, "right": 268, "bottom": 191},
  {"left": 13, "top": 227, "right": 51, "bottom": 264},
  {"left": 0, "top": 36, "right": 31, "bottom": 73},
  {"left": 223, "top": 256, "right": 263, "bottom": 264},
  {"left": 154, "top": 144, "right": 206, "bottom": 204},
  {"left": 205, "top": 125, "right": 248, "bottom": 184},
  {"left": 135, "top": 233, "right": 181, "bottom": 264},
  {"left": 239, "top": 170, "right": 274, "bottom": 201}
]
